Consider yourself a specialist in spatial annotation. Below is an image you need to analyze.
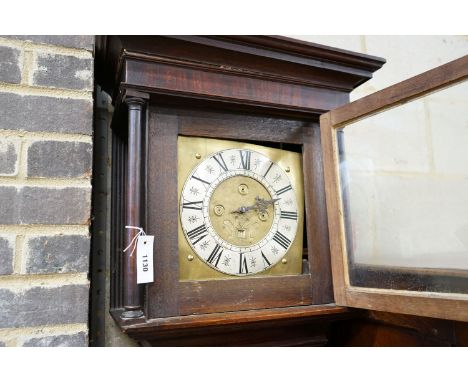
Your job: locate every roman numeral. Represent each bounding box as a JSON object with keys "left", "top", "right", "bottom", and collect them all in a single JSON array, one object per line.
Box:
[
  {"left": 263, "top": 161, "right": 274, "bottom": 177},
  {"left": 275, "top": 184, "right": 292, "bottom": 196},
  {"left": 182, "top": 200, "right": 203, "bottom": 211},
  {"left": 280, "top": 211, "right": 298, "bottom": 220},
  {"left": 207, "top": 244, "right": 223, "bottom": 267},
  {"left": 261, "top": 251, "right": 271, "bottom": 268},
  {"left": 239, "top": 150, "right": 251, "bottom": 170},
  {"left": 186, "top": 224, "right": 208, "bottom": 245},
  {"left": 273, "top": 231, "right": 291, "bottom": 249},
  {"left": 192, "top": 175, "right": 210, "bottom": 186},
  {"left": 239, "top": 252, "right": 249, "bottom": 274},
  {"left": 213, "top": 153, "right": 228, "bottom": 172}
]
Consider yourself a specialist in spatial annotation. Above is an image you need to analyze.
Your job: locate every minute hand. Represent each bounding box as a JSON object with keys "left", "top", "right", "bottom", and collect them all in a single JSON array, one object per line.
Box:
[
  {"left": 254, "top": 196, "right": 280, "bottom": 212},
  {"left": 231, "top": 196, "right": 280, "bottom": 214}
]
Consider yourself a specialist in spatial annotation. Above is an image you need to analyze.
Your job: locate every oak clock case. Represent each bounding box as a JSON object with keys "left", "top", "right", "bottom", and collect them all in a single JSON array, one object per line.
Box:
[
  {"left": 178, "top": 137, "right": 304, "bottom": 280},
  {"left": 98, "top": 35, "right": 389, "bottom": 345}
]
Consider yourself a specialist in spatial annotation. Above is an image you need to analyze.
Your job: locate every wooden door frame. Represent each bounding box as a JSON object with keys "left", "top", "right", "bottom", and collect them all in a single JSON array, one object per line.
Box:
[{"left": 320, "top": 55, "right": 468, "bottom": 322}]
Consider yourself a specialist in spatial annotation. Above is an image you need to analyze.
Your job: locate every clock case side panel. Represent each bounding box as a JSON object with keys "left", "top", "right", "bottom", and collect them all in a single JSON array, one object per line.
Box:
[
  {"left": 303, "top": 121, "right": 334, "bottom": 304},
  {"left": 109, "top": 110, "right": 127, "bottom": 312},
  {"left": 146, "top": 108, "right": 180, "bottom": 318},
  {"left": 145, "top": 104, "right": 334, "bottom": 318}
]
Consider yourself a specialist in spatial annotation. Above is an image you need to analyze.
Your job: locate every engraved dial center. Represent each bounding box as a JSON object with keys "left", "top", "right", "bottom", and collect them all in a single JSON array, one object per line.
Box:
[{"left": 209, "top": 175, "right": 274, "bottom": 247}]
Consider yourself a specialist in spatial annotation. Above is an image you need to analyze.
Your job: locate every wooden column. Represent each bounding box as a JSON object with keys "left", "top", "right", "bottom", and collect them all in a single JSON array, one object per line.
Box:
[{"left": 122, "top": 96, "right": 147, "bottom": 318}]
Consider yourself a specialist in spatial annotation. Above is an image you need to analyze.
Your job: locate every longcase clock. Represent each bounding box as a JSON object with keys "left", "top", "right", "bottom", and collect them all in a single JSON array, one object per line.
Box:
[{"left": 96, "top": 35, "right": 389, "bottom": 345}]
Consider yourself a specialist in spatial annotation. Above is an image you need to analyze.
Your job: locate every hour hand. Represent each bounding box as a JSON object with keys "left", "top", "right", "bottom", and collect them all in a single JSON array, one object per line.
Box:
[
  {"left": 231, "top": 196, "right": 280, "bottom": 214},
  {"left": 231, "top": 205, "right": 256, "bottom": 214}
]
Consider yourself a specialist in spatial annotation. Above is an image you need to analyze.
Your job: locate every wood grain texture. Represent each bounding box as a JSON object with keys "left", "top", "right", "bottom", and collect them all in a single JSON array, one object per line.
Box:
[
  {"left": 96, "top": 35, "right": 385, "bottom": 101},
  {"left": 110, "top": 124, "right": 127, "bottom": 310},
  {"left": 146, "top": 108, "right": 180, "bottom": 318},
  {"left": 139, "top": 323, "right": 330, "bottom": 346},
  {"left": 123, "top": 97, "right": 145, "bottom": 310},
  {"left": 145, "top": 107, "right": 318, "bottom": 318},
  {"left": 346, "top": 288, "right": 468, "bottom": 322},
  {"left": 302, "top": 122, "right": 334, "bottom": 303},
  {"left": 176, "top": 107, "right": 306, "bottom": 145},
  {"left": 179, "top": 275, "right": 313, "bottom": 315},
  {"left": 367, "top": 311, "right": 456, "bottom": 340},
  {"left": 331, "top": 311, "right": 468, "bottom": 346},
  {"left": 101, "top": 36, "right": 386, "bottom": 342},
  {"left": 333, "top": 320, "right": 443, "bottom": 346},
  {"left": 125, "top": 59, "right": 349, "bottom": 114},
  {"left": 113, "top": 304, "right": 352, "bottom": 337},
  {"left": 216, "top": 36, "right": 386, "bottom": 73},
  {"left": 453, "top": 321, "right": 468, "bottom": 346},
  {"left": 330, "top": 54, "right": 468, "bottom": 127},
  {"left": 319, "top": 112, "right": 347, "bottom": 305}
]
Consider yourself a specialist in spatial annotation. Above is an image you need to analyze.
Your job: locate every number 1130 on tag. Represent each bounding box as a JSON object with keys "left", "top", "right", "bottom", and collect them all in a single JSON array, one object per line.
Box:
[{"left": 136, "top": 235, "right": 154, "bottom": 284}]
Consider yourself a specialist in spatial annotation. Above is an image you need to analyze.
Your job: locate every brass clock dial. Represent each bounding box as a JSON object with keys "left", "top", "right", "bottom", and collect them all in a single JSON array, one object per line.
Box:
[
  {"left": 179, "top": 138, "right": 302, "bottom": 278},
  {"left": 208, "top": 175, "right": 275, "bottom": 247}
]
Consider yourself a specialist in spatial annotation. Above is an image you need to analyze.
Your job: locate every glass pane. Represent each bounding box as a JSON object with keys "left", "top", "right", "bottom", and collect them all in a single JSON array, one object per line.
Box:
[{"left": 340, "top": 80, "right": 468, "bottom": 293}]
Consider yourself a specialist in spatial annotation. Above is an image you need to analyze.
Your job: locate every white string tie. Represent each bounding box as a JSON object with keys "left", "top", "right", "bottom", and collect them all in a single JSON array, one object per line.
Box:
[{"left": 123, "top": 226, "right": 146, "bottom": 257}]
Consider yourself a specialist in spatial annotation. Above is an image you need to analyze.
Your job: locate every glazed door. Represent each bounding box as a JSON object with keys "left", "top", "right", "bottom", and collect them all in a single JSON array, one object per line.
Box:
[{"left": 321, "top": 55, "right": 468, "bottom": 321}]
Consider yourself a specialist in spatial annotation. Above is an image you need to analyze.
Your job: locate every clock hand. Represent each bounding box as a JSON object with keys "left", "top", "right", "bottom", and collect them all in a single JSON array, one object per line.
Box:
[
  {"left": 231, "top": 205, "right": 256, "bottom": 214},
  {"left": 254, "top": 196, "right": 281, "bottom": 213},
  {"left": 231, "top": 196, "right": 280, "bottom": 214},
  {"left": 255, "top": 196, "right": 280, "bottom": 208}
]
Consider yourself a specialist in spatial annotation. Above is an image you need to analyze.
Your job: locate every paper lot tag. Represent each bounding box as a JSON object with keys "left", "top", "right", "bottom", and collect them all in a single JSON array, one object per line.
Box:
[{"left": 136, "top": 235, "right": 154, "bottom": 284}]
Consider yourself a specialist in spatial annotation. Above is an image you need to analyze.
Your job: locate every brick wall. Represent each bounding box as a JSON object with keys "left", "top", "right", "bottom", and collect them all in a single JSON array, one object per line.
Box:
[{"left": 0, "top": 36, "right": 93, "bottom": 346}]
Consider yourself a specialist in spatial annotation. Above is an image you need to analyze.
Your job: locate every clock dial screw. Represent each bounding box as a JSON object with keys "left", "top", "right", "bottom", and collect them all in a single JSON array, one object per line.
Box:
[
  {"left": 285, "top": 166, "right": 290, "bottom": 173},
  {"left": 238, "top": 184, "right": 249, "bottom": 195},
  {"left": 195, "top": 153, "right": 201, "bottom": 159},
  {"left": 187, "top": 255, "right": 194, "bottom": 261},
  {"left": 281, "top": 258, "right": 288, "bottom": 264},
  {"left": 258, "top": 210, "right": 269, "bottom": 221},
  {"left": 214, "top": 205, "right": 225, "bottom": 216}
]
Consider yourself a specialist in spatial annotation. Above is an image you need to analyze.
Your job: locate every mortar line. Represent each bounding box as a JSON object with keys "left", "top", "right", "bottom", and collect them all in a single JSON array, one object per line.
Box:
[
  {"left": 7, "top": 138, "right": 21, "bottom": 177},
  {"left": 0, "top": 272, "right": 89, "bottom": 290},
  {"left": 2, "top": 338, "right": 20, "bottom": 347},
  {"left": 0, "top": 177, "right": 92, "bottom": 187},
  {"left": 21, "top": 49, "right": 34, "bottom": 86},
  {"left": 0, "top": 323, "right": 88, "bottom": 338},
  {"left": 29, "top": 49, "right": 37, "bottom": 88},
  {"left": 18, "top": 47, "right": 26, "bottom": 85},
  {"left": 0, "top": 37, "right": 93, "bottom": 58},
  {"left": 19, "top": 235, "right": 28, "bottom": 274},
  {"left": 17, "top": 139, "right": 28, "bottom": 180},
  {"left": 0, "top": 82, "right": 93, "bottom": 100},
  {"left": 0, "top": 130, "right": 92, "bottom": 143},
  {"left": 0, "top": 225, "right": 90, "bottom": 235},
  {"left": 13, "top": 235, "right": 24, "bottom": 274}
]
